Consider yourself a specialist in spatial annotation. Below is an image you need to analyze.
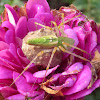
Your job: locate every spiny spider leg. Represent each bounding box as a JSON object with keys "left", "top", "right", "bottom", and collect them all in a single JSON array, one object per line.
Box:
[
  {"left": 59, "top": 46, "right": 90, "bottom": 62},
  {"left": 51, "top": 21, "right": 60, "bottom": 36},
  {"left": 35, "top": 22, "right": 52, "bottom": 30},
  {"left": 41, "top": 47, "right": 57, "bottom": 84},
  {"left": 62, "top": 42, "right": 90, "bottom": 55},
  {"left": 10, "top": 51, "right": 44, "bottom": 86},
  {"left": 58, "top": 15, "right": 82, "bottom": 28},
  {"left": 50, "top": 17, "right": 90, "bottom": 56},
  {"left": 61, "top": 13, "right": 64, "bottom": 32}
]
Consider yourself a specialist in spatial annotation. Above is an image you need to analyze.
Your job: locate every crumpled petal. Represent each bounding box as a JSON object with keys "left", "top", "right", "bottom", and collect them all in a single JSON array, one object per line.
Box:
[
  {"left": 62, "top": 65, "right": 92, "bottom": 95},
  {"left": 50, "top": 73, "right": 61, "bottom": 83},
  {"left": 49, "top": 75, "right": 77, "bottom": 90},
  {"left": 62, "top": 62, "right": 83, "bottom": 75},
  {"left": 73, "top": 26, "right": 85, "bottom": 49},
  {"left": 32, "top": 92, "right": 45, "bottom": 100},
  {"left": 85, "top": 31, "right": 97, "bottom": 53}
]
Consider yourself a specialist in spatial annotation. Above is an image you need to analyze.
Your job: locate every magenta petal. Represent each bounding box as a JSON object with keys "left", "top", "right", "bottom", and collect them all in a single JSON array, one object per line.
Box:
[
  {"left": 9, "top": 44, "right": 21, "bottom": 64},
  {"left": 0, "top": 26, "right": 6, "bottom": 41},
  {"left": 5, "top": 30, "right": 15, "bottom": 44},
  {"left": 0, "top": 65, "right": 13, "bottom": 79},
  {"left": 2, "top": 21, "right": 15, "bottom": 31},
  {"left": 5, "top": 94, "right": 25, "bottom": 100},
  {"left": 32, "top": 92, "right": 45, "bottom": 100},
  {"left": 0, "top": 86, "right": 18, "bottom": 98},
  {"left": 64, "top": 29, "right": 79, "bottom": 46},
  {"left": 68, "top": 79, "right": 100, "bottom": 99},
  {"left": 62, "top": 65, "right": 92, "bottom": 95},
  {"left": 15, "top": 16, "right": 28, "bottom": 39},
  {"left": 0, "top": 47, "right": 22, "bottom": 70},
  {"left": 0, "top": 57, "right": 16, "bottom": 71},
  {"left": 17, "top": 48, "right": 30, "bottom": 65},
  {"left": 0, "top": 79, "right": 13, "bottom": 87},
  {"left": 0, "top": 41, "right": 9, "bottom": 51},
  {"left": 35, "top": 13, "right": 54, "bottom": 26},
  {"left": 84, "top": 21, "right": 92, "bottom": 32},
  {"left": 50, "top": 75, "right": 77, "bottom": 90},
  {"left": 13, "top": 72, "right": 39, "bottom": 97},
  {"left": 28, "top": 18, "right": 44, "bottom": 31},
  {"left": 24, "top": 71, "right": 36, "bottom": 83},
  {"left": 26, "top": 0, "right": 50, "bottom": 18},
  {"left": 33, "top": 65, "right": 59, "bottom": 78},
  {"left": 63, "top": 75, "right": 77, "bottom": 87},
  {"left": 73, "top": 26, "right": 85, "bottom": 49},
  {"left": 27, "top": 4, "right": 45, "bottom": 18},
  {"left": 5, "top": 4, "right": 18, "bottom": 26},
  {"left": 15, "top": 37, "right": 22, "bottom": 48},
  {"left": 62, "top": 62, "right": 83, "bottom": 75},
  {"left": 85, "top": 31, "right": 97, "bottom": 53},
  {"left": 30, "top": 65, "right": 59, "bottom": 83},
  {"left": 24, "top": 71, "right": 44, "bottom": 84},
  {"left": 51, "top": 73, "right": 61, "bottom": 82},
  {"left": 0, "top": 49, "right": 17, "bottom": 63}
]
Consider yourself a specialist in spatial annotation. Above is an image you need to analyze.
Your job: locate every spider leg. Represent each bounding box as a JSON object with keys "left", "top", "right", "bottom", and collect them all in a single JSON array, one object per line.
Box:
[
  {"left": 51, "top": 13, "right": 65, "bottom": 36},
  {"left": 41, "top": 47, "right": 57, "bottom": 85},
  {"left": 59, "top": 46, "right": 90, "bottom": 62},
  {"left": 60, "top": 13, "right": 64, "bottom": 32},
  {"left": 10, "top": 51, "right": 44, "bottom": 86},
  {"left": 35, "top": 22, "right": 52, "bottom": 30},
  {"left": 58, "top": 15, "right": 81, "bottom": 28},
  {"left": 62, "top": 42, "right": 90, "bottom": 55},
  {"left": 51, "top": 21, "right": 60, "bottom": 36}
]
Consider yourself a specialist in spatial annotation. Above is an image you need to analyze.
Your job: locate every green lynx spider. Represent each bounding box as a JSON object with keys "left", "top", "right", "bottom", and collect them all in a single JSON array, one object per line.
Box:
[{"left": 10, "top": 14, "right": 90, "bottom": 86}]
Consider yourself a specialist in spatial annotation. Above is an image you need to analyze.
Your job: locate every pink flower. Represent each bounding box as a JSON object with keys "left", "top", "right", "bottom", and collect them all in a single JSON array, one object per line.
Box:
[{"left": 0, "top": 0, "right": 100, "bottom": 100}]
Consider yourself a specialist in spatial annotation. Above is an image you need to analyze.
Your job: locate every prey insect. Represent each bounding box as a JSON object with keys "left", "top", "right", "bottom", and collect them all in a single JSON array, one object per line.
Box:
[{"left": 10, "top": 14, "right": 90, "bottom": 89}]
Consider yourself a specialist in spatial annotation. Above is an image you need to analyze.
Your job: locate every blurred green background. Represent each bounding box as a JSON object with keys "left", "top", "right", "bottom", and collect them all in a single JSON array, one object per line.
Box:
[{"left": 0, "top": 0, "right": 100, "bottom": 100}]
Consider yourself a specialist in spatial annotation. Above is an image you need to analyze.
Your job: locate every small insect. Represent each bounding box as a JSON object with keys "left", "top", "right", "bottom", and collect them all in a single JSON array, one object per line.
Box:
[{"left": 10, "top": 14, "right": 90, "bottom": 91}]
